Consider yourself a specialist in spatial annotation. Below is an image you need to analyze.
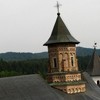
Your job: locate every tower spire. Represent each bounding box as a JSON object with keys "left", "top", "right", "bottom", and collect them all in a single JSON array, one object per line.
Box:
[{"left": 55, "top": 1, "right": 62, "bottom": 15}]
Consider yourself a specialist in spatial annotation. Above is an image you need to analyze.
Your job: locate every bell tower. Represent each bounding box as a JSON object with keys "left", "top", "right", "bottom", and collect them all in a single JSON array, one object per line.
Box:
[{"left": 44, "top": 3, "right": 86, "bottom": 94}]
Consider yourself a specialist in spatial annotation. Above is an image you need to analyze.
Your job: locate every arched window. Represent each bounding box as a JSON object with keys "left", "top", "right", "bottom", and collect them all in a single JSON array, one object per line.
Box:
[
  {"left": 53, "top": 58, "right": 57, "bottom": 68},
  {"left": 71, "top": 56, "right": 74, "bottom": 67}
]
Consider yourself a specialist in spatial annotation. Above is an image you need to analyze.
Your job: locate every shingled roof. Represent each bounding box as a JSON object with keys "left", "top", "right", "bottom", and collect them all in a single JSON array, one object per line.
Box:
[
  {"left": 0, "top": 73, "right": 100, "bottom": 100},
  {"left": 44, "top": 13, "right": 79, "bottom": 46},
  {"left": 86, "top": 47, "right": 100, "bottom": 76}
]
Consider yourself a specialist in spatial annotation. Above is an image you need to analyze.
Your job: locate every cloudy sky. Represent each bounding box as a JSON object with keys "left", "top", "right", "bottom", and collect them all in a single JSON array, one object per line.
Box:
[{"left": 0, "top": 0, "right": 100, "bottom": 53}]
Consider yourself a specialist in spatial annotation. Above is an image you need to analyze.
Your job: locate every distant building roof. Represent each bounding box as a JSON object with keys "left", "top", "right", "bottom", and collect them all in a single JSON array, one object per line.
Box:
[
  {"left": 44, "top": 13, "right": 79, "bottom": 46},
  {"left": 87, "top": 47, "right": 100, "bottom": 76},
  {"left": 0, "top": 73, "right": 100, "bottom": 100}
]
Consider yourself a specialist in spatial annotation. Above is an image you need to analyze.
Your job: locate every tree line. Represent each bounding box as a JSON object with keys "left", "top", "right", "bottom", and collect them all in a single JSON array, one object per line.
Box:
[
  {"left": 0, "top": 59, "right": 48, "bottom": 78},
  {"left": 0, "top": 56, "right": 91, "bottom": 78}
]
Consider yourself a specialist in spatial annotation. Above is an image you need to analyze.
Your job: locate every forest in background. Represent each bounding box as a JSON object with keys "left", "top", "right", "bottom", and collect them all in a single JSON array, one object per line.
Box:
[
  {"left": 0, "top": 56, "right": 90, "bottom": 78},
  {"left": 0, "top": 46, "right": 98, "bottom": 78}
]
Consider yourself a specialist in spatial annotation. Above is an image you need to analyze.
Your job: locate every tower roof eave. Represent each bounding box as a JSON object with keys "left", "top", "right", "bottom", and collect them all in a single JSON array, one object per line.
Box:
[
  {"left": 44, "top": 14, "right": 80, "bottom": 46},
  {"left": 44, "top": 41, "right": 80, "bottom": 46}
]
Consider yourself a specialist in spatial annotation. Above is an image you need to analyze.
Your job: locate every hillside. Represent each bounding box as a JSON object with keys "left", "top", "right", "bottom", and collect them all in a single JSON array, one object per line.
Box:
[
  {"left": 76, "top": 46, "right": 100, "bottom": 56},
  {"left": 0, "top": 47, "right": 100, "bottom": 61},
  {"left": 0, "top": 52, "right": 48, "bottom": 61}
]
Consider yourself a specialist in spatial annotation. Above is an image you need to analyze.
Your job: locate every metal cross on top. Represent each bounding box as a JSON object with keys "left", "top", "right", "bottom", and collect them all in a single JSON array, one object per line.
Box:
[{"left": 55, "top": 1, "right": 62, "bottom": 14}]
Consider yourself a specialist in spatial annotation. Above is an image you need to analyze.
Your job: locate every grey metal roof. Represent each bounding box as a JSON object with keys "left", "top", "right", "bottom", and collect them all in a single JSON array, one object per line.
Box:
[
  {"left": 0, "top": 73, "right": 100, "bottom": 100},
  {"left": 44, "top": 13, "right": 79, "bottom": 46},
  {"left": 86, "top": 48, "right": 100, "bottom": 76}
]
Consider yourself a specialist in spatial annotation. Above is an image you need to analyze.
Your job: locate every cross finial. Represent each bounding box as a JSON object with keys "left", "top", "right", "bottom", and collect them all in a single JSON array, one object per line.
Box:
[{"left": 55, "top": 1, "right": 62, "bottom": 15}]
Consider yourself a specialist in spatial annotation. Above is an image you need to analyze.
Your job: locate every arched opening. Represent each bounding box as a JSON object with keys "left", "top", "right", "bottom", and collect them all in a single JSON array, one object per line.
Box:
[
  {"left": 78, "top": 88, "right": 81, "bottom": 93},
  {"left": 67, "top": 89, "right": 71, "bottom": 94},
  {"left": 53, "top": 58, "right": 57, "bottom": 68}
]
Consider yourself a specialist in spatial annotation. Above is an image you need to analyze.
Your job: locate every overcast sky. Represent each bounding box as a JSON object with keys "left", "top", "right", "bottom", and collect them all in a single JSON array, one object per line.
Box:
[{"left": 0, "top": 0, "right": 100, "bottom": 53}]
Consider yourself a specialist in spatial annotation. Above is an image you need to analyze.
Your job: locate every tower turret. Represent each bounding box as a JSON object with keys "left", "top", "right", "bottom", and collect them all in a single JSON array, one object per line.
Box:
[{"left": 44, "top": 3, "right": 86, "bottom": 94}]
